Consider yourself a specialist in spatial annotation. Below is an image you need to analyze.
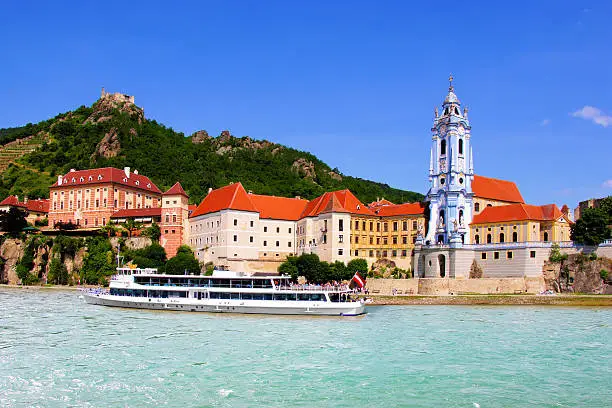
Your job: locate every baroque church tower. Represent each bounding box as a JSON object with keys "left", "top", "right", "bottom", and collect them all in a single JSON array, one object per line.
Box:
[{"left": 424, "top": 76, "right": 474, "bottom": 245}]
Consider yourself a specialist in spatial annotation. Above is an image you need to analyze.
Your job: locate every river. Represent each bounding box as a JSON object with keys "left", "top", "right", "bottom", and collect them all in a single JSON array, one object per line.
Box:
[{"left": 0, "top": 288, "right": 610, "bottom": 407}]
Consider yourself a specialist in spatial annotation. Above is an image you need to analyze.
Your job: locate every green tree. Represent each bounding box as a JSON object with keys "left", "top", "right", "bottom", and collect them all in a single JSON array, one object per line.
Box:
[
  {"left": 296, "top": 253, "right": 321, "bottom": 283},
  {"left": 549, "top": 243, "right": 569, "bottom": 292},
  {"left": 278, "top": 256, "right": 298, "bottom": 280},
  {"left": 0, "top": 207, "right": 27, "bottom": 236},
  {"left": 571, "top": 207, "right": 610, "bottom": 245},
  {"left": 81, "top": 237, "right": 116, "bottom": 285},
  {"left": 142, "top": 221, "right": 161, "bottom": 241},
  {"left": 347, "top": 258, "right": 368, "bottom": 276},
  {"left": 48, "top": 258, "right": 69, "bottom": 285},
  {"left": 165, "top": 245, "right": 200, "bottom": 275}
]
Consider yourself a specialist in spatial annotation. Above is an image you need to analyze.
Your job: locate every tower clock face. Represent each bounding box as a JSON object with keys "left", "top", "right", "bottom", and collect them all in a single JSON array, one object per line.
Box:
[
  {"left": 439, "top": 125, "right": 447, "bottom": 134},
  {"left": 458, "top": 126, "right": 465, "bottom": 135}
]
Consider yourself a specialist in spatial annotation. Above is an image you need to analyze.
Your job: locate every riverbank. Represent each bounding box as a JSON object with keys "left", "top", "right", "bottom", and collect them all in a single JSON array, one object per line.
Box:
[{"left": 361, "top": 294, "right": 612, "bottom": 306}]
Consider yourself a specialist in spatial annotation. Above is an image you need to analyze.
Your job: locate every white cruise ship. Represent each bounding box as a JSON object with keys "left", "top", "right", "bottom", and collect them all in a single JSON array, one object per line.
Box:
[{"left": 84, "top": 268, "right": 366, "bottom": 316}]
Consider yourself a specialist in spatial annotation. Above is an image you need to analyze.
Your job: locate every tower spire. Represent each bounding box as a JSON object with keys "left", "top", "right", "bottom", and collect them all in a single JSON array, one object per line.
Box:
[{"left": 448, "top": 74, "right": 454, "bottom": 92}]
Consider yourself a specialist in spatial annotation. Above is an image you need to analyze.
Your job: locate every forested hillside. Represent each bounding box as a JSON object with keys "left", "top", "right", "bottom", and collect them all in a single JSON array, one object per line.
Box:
[{"left": 0, "top": 94, "right": 423, "bottom": 205}]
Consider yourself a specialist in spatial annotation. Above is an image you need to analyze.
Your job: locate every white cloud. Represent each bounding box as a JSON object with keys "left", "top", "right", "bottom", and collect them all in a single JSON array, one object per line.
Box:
[
  {"left": 571, "top": 106, "right": 612, "bottom": 127},
  {"left": 603, "top": 180, "right": 612, "bottom": 188},
  {"left": 540, "top": 119, "right": 550, "bottom": 126}
]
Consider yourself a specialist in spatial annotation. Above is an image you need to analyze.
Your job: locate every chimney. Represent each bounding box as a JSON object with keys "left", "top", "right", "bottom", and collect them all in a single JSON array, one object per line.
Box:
[
  {"left": 295, "top": 196, "right": 301, "bottom": 200},
  {"left": 207, "top": 187, "right": 213, "bottom": 195},
  {"left": 134, "top": 169, "right": 139, "bottom": 175},
  {"left": 24, "top": 196, "right": 28, "bottom": 204},
  {"left": 70, "top": 168, "right": 76, "bottom": 172},
  {"left": 248, "top": 190, "right": 253, "bottom": 194},
  {"left": 58, "top": 175, "right": 63, "bottom": 186},
  {"left": 124, "top": 167, "right": 131, "bottom": 178}
]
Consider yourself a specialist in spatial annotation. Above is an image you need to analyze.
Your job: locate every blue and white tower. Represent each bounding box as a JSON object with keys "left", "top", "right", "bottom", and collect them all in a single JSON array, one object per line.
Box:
[{"left": 424, "top": 76, "right": 474, "bottom": 245}]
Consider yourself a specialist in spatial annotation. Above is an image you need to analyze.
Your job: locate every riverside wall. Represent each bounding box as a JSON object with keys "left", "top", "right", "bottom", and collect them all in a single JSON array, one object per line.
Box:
[{"left": 366, "top": 277, "right": 546, "bottom": 295}]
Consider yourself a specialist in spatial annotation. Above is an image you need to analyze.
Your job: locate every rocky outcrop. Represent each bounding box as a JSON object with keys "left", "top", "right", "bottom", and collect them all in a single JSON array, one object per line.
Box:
[
  {"left": 0, "top": 239, "right": 24, "bottom": 284},
  {"left": 469, "top": 259, "right": 483, "bottom": 278},
  {"left": 109, "top": 237, "right": 152, "bottom": 251},
  {"left": 292, "top": 158, "right": 316, "bottom": 179},
  {"left": 543, "top": 253, "right": 612, "bottom": 294},
  {"left": 241, "top": 137, "right": 273, "bottom": 151},
  {"left": 85, "top": 93, "right": 144, "bottom": 124},
  {"left": 92, "top": 128, "right": 121, "bottom": 159},
  {"left": 327, "top": 170, "right": 342, "bottom": 181},
  {"left": 191, "top": 130, "right": 211, "bottom": 144},
  {"left": 218, "top": 130, "right": 232, "bottom": 144}
]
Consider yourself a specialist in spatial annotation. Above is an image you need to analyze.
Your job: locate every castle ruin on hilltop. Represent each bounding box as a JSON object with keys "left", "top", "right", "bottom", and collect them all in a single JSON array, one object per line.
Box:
[{"left": 100, "top": 87, "right": 135, "bottom": 104}]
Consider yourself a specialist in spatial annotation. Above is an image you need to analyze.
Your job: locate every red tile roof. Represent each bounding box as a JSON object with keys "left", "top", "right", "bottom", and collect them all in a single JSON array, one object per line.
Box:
[
  {"left": 472, "top": 203, "right": 567, "bottom": 224},
  {"left": 369, "top": 198, "right": 394, "bottom": 208},
  {"left": 51, "top": 167, "right": 162, "bottom": 194},
  {"left": 372, "top": 202, "right": 425, "bottom": 217},
  {"left": 111, "top": 208, "right": 162, "bottom": 218},
  {"left": 249, "top": 194, "right": 309, "bottom": 221},
  {"left": 26, "top": 199, "right": 49, "bottom": 214},
  {"left": 300, "top": 190, "right": 373, "bottom": 218},
  {"left": 472, "top": 175, "right": 524, "bottom": 203},
  {"left": 0, "top": 196, "right": 49, "bottom": 213},
  {"left": 190, "top": 183, "right": 258, "bottom": 218},
  {"left": 163, "top": 182, "right": 188, "bottom": 197},
  {"left": 0, "top": 195, "right": 25, "bottom": 207}
]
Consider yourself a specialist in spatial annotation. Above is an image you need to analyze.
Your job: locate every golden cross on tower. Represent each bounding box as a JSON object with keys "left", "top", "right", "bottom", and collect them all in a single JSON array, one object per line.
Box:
[{"left": 448, "top": 74, "right": 454, "bottom": 91}]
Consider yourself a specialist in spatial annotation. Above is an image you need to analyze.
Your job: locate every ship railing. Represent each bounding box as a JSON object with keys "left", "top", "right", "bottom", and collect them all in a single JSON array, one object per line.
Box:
[{"left": 275, "top": 285, "right": 350, "bottom": 292}]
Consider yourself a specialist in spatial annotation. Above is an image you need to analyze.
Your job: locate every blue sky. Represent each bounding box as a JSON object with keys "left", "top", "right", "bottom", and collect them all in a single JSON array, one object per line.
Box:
[{"left": 1, "top": 1, "right": 611, "bottom": 209}]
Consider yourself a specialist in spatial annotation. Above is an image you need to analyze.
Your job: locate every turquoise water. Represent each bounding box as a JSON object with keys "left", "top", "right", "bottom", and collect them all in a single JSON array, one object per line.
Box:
[{"left": 0, "top": 289, "right": 610, "bottom": 407}]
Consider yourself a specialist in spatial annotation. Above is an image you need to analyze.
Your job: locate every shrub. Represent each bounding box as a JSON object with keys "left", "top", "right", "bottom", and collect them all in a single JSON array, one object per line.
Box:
[
  {"left": 48, "top": 258, "right": 69, "bottom": 285},
  {"left": 601, "top": 269, "right": 609, "bottom": 281}
]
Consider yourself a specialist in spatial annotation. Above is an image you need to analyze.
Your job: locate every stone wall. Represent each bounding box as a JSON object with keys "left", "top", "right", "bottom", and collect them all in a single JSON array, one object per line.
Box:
[{"left": 366, "top": 277, "right": 545, "bottom": 295}]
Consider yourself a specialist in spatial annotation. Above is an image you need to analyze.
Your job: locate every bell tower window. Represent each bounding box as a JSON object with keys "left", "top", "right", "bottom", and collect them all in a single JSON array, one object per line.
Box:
[
  {"left": 440, "top": 139, "right": 446, "bottom": 156},
  {"left": 459, "top": 139, "right": 463, "bottom": 155}
]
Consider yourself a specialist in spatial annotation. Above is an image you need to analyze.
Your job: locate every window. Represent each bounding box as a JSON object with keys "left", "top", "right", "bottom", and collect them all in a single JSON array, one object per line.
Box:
[
  {"left": 512, "top": 232, "right": 518, "bottom": 242},
  {"left": 441, "top": 139, "right": 446, "bottom": 155},
  {"left": 234, "top": 219, "right": 237, "bottom": 226},
  {"left": 338, "top": 249, "right": 343, "bottom": 256},
  {"left": 475, "top": 235, "right": 480, "bottom": 244},
  {"left": 481, "top": 252, "right": 487, "bottom": 260},
  {"left": 402, "top": 236, "right": 407, "bottom": 244},
  {"left": 383, "top": 237, "right": 388, "bottom": 245},
  {"left": 165, "top": 215, "right": 170, "bottom": 223},
  {"left": 543, "top": 232, "right": 549, "bottom": 242},
  {"left": 403, "top": 221, "right": 408, "bottom": 231},
  {"left": 459, "top": 138, "right": 464, "bottom": 155},
  {"left": 475, "top": 203, "right": 480, "bottom": 212},
  {"left": 339, "top": 235, "right": 343, "bottom": 243},
  {"left": 392, "top": 250, "right": 397, "bottom": 257},
  {"left": 173, "top": 215, "right": 177, "bottom": 223},
  {"left": 264, "top": 226, "right": 268, "bottom": 232},
  {"left": 499, "top": 233, "right": 505, "bottom": 243},
  {"left": 354, "top": 250, "right": 359, "bottom": 256},
  {"left": 487, "top": 234, "right": 492, "bottom": 244},
  {"left": 250, "top": 221, "right": 254, "bottom": 227},
  {"left": 355, "top": 220, "right": 359, "bottom": 230},
  {"left": 507, "top": 251, "right": 513, "bottom": 259},
  {"left": 530, "top": 251, "right": 536, "bottom": 258},
  {"left": 402, "top": 250, "right": 407, "bottom": 257},
  {"left": 369, "top": 250, "right": 374, "bottom": 257},
  {"left": 249, "top": 236, "right": 253, "bottom": 243},
  {"left": 323, "top": 235, "right": 327, "bottom": 244},
  {"left": 339, "top": 219, "right": 344, "bottom": 231},
  {"left": 276, "top": 241, "right": 280, "bottom": 247},
  {"left": 382, "top": 250, "right": 388, "bottom": 257},
  {"left": 412, "top": 220, "right": 417, "bottom": 230},
  {"left": 355, "top": 236, "right": 359, "bottom": 244},
  {"left": 233, "top": 235, "right": 237, "bottom": 242},
  {"left": 383, "top": 223, "right": 388, "bottom": 232},
  {"left": 494, "top": 251, "right": 500, "bottom": 260},
  {"left": 369, "top": 221, "right": 373, "bottom": 231},
  {"left": 362, "top": 221, "right": 366, "bottom": 230},
  {"left": 288, "top": 228, "right": 292, "bottom": 233},
  {"left": 263, "top": 241, "right": 267, "bottom": 247},
  {"left": 392, "top": 236, "right": 397, "bottom": 244},
  {"left": 276, "top": 227, "right": 280, "bottom": 233},
  {"left": 370, "top": 237, "right": 374, "bottom": 244},
  {"left": 288, "top": 242, "right": 292, "bottom": 247},
  {"left": 393, "top": 222, "right": 398, "bottom": 232}
]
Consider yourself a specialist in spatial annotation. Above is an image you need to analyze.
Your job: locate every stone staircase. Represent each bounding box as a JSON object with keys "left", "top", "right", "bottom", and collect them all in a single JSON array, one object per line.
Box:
[{"left": 0, "top": 132, "right": 47, "bottom": 172}]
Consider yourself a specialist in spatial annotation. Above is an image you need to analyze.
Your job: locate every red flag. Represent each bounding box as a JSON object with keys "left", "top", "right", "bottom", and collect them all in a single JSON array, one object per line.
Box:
[{"left": 351, "top": 272, "right": 365, "bottom": 288}]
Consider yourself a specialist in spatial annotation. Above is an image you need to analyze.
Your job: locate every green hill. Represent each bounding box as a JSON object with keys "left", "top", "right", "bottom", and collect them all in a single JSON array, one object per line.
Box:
[{"left": 0, "top": 94, "right": 423, "bottom": 205}]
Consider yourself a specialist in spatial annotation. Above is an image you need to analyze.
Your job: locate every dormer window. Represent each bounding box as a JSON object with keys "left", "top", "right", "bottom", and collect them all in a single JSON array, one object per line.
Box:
[
  {"left": 147, "top": 183, "right": 151, "bottom": 188},
  {"left": 356, "top": 204, "right": 361, "bottom": 210},
  {"left": 63, "top": 179, "right": 67, "bottom": 184},
  {"left": 97, "top": 175, "right": 102, "bottom": 180},
  {"left": 88, "top": 176, "right": 93, "bottom": 181},
  {"left": 72, "top": 178, "right": 77, "bottom": 183},
  {"left": 123, "top": 178, "right": 128, "bottom": 182},
  {"left": 135, "top": 181, "right": 140, "bottom": 186}
]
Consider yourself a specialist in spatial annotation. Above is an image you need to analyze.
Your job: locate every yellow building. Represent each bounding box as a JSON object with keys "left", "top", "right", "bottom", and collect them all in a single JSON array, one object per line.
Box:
[
  {"left": 470, "top": 203, "right": 572, "bottom": 244},
  {"left": 351, "top": 201, "right": 426, "bottom": 269}
]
